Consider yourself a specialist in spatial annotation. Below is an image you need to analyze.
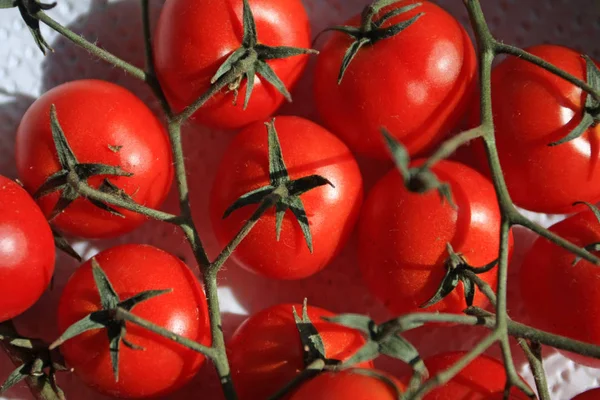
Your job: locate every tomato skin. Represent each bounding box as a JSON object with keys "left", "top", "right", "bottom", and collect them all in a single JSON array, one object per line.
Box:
[
  {"left": 228, "top": 303, "right": 373, "bottom": 400},
  {"left": 15, "top": 80, "right": 173, "bottom": 239},
  {"left": 209, "top": 116, "right": 363, "bottom": 280},
  {"left": 290, "top": 370, "right": 404, "bottom": 400},
  {"left": 314, "top": 0, "right": 476, "bottom": 160},
  {"left": 57, "top": 245, "right": 211, "bottom": 398},
  {"left": 358, "top": 160, "right": 510, "bottom": 315},
  {"left": 153, "top": 0, "right": 311, "bottom": 130},
  {"left": 573, "top": 388, "right": 600, "bottom": 400},
  {"left": 0, "top": 176, "right": 55, "bottom": 322},
  {"left": 481, "top": 44, "right": 600, "bottom": 214},
  {"left": 520, "top": 210, "right": 600, "bottom": 367}
]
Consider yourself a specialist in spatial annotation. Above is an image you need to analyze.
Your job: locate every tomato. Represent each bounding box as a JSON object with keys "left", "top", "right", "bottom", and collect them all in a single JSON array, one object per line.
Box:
[
  {"left": 228, "top": 303, "right": 373, "bottom": 399},
  {"left": 15, "top": 80, "right": 173, "bottom": 239},
  {"left": 314, "top": 0, "right": 476, "bottom": 160},
  {"left": 210, "top": 116, "right": 363, "bottom": 279},
  {"left": 520, "top": 210, "right": 600, "bottom": 367},
  {"left": 0, "top": 175, "right": 55, "bottom": 322},
  {"left": 57, "top": 244, "right": 210, "bottom": 398},
  {"left": 479, "top": 44, "right": 600, "bottom": 214},
  {"left": 290, "top": 370, "right": 405, "bottom": 400},
  {"left": 153, "top": 0, "right": 311, "bottom": 129},
  {"left": 573, "top": 388, "right": 600, "bottom": 400},
  {"left": 358, "top": 160, "right": 510, "bottom": 315}
]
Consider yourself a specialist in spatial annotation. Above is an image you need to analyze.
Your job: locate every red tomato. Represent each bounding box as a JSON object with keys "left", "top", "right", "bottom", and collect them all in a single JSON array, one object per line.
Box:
[
  {"left": 210, "top": 116, "right": 363, "bottom": 279},
  {"left": 0, "top": 175, "right": 55, "bottom": 322},
  {"left": 479, "top": 44, "right": 600, "bottom": 214},
  {"left": 419, "top": 352, "right": 530, "bottom": 399},
  {"left": 314, "top": 0, "right": 476, "bottom": 159},
  {"left": 573, "top": 388, "right": 600, "bottom": 400},
  {"left": 57, "top": 245, "right": 210, "bottom": 398},
  {"left": 290, "top": 370, "right": 405, "bottom": 400},
  {"left": 228, "top": 303, "right": 373, "bottom": 399},
  {"left": 358, "top": 160, "right": 510, "bottom": 315},
  {"left": 520, "top": 210, "right": 600, "bottom": 367},
  {"left": 153, "top": 0, "right": 311, "bottom": 129},
  {"left": 15, "top": 80, "right": 173, "bottom": 239}
]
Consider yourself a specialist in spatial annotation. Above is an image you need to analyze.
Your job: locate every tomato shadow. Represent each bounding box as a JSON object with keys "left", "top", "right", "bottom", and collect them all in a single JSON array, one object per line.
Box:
[{"left": 0, "top": 89, "right": 35, "bottom": 179}]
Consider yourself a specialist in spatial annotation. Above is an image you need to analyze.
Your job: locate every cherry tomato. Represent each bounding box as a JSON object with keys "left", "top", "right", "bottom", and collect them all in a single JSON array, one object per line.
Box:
[
  {"left": 358, "top": 160, "right": 510, "bottom": 315},
  {"left": 210, "top": 116, "right": 363, "bottom": 280},
  {"left": 573, "top": 388, "right": 600, "bottom": 400},
  {"left": 57, "top": 244, "right": 210, "bottom": 398},
  {"left": 314, "top": 0, "right": 476, "bottom": 159},
  {"left": 290, "top": 370, "right": 405, "bottom": 400},
  {"left": 228, "top": 303, "right": 373, "bottom": 399},
  {"left": 520, "top": 210, "right": 600, "bottom": 367},
  {"left": 153, "top": 0, "right": 311, "bottom": 129},
  {"left": 479, "top": 44, "right": 600, "bottom": 214},
  {"left": 0, "top": 175, "right": 55, "bottom": 322},
  {"left": 15, "top": 80, "right": 173, "bottom": 239}
]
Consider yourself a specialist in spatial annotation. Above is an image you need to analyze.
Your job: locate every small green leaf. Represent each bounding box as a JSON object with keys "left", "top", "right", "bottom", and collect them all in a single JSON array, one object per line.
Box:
[
  {"left": 33, "top": 170, "right": 68, "bottom": 199},
  {"left": 378, "top": 335, "right": 427, "bottom": 382},
  {"left": 91, "top": 259, "right": 120, "bottom": 310},
  {"left": 51, "top": 227, "right": 82, "bottom": 262},
  {"left": 0, "top": 0, "right": 16, "bottom": 9},
  {"left": 107, "top": 324, "right": 121, "bottom": 382},
  {"left": 461, "top": 275, "right": 475, "bottom": 307},
  {"left": 75, "top": 163, "right": 132, "bottom": 178},
  {"left": 339, "top": 340, "right": 380, "bottom": 368},
  {"left": 322, "top": 314, "right": 374, "bottom": 335},
  {"left": 211, "top": 48, "right": 247, "bottom": 84},
  {"left": 337, "top": 37, "right": 370, "bottom": 84},
  {"left": 288, "top": 196, "right": 313, "bottom": 253},
  {"left": 118, "top": 289, "right": 172, "bottom": 312},
  {"left": 381, "top": 128, "right": 411, "bottom": 182},
  {"left": 256, "top": 45, "right": 318, "bottom": 60},
  {"left": 286, "top": 175, "right": 334, "bottom": 197},
  {"left": 222, "top": 186, "right": 275, "bottom": 218},
  {"left": 0, "top": 363, "right": 28, "bottom": 393},
  {"left": 274, "top": 202, "right": 286, "bottom": 241},
  {"left": 266, "top": 119, "right": 290, "bottom": 186},
  {"left": 371, "top": 13, "right": 423, "bottom": 42},
  {"left": 256, "top": 60, "right": 292, "bottom": 102},
  {"left": 373, "top": 3, "right": 422, "bottom": 28},
  {"left": 49, "top": 312, "right": 108, "bottom": 350},
  {"left": 549, "top": 112, "right": 595, "bottom": 146},
  {"left": 49, "top": 105, "right": 78, "bottom": 169},
  {"left": 243, "top": 66, "right": 256, "bottom": 110},
  {"left": 241, "top": 0, "right": 258, "bottom": 48},
  {"left": 47, "top": 185, "right": 78, "bottom": 221},
  {"left": 420, "top": 266, "right": 460, "bottom": 309},
  {"left": 87, "top": 198, "right": 125, "bottom": 218},
  {"left": 292, "top": 300, "right": 326, "bottom": 365},
  {"left": 18, "top": 3, "right": 53, "bottom": 55},
  {"left": 122, "top": 337, "right": 145, "bottom": 351}
]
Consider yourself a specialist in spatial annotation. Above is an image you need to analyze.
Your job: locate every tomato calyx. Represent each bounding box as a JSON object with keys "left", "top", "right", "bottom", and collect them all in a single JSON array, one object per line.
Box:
[
  {"left": 0, "top": 0, "right": 56, "bottom": 54},
  {"left": 51, "top": 227, "right": 82, "bottom": 262},
  {"left": 49, "top": 259, "right": 172, "bottom": 382},
  {"left": 318, "top": 1, "right": 424, "bottom": 83},
  {"left": 222, "top": 118, "right": 334, "bottom": 252},
  {"left": 550, "top": 55, "right": 600, "bottom": 146},
  {"left": 33, "top": 104, "right": 134, "bottom": 221},
  {"left": 292, "top": 300, "right": 340, "bottom": 369},
  {"left": 571, "top": 201, "right": 600, "bottom": 265}
]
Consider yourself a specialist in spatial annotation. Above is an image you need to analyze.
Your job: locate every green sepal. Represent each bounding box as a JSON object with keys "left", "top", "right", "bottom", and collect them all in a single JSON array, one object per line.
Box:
[
  {"left": 573, "top": 242, "right": 600, "bottom": 266},
  {"left": 0, "top": 364, "right": 28, "bottom": 393},
  {"left": 17, "top": 0, "right": 57, "bottom": 55},
  {"left": 51, "top": 227, "right": 82, "bottom": 262},
  {"left": 292, "top": 299, "right": 338, "bottom": 367},
  {"left": 0, "top": 0, "right": 16, "bottom": 9},
  {"left": 256, "top": 60, "right": 291, "bottom": 102},
  {"left": 241, "top": 0, "right": 257, "bottom": 48},
  {"left": 373, "top": 3, "right": 422, "bottom": 28},
  {"left": 321, "top": 314, "right": 374, "bottom": 335},
  {"left": 575, "top": 201, "right": 600, "bottom": 224}
]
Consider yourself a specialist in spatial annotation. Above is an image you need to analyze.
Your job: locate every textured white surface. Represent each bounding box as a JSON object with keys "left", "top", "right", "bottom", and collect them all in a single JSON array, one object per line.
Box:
[{"left": 0, "top": 0, "right": 598, "bottom": 399}]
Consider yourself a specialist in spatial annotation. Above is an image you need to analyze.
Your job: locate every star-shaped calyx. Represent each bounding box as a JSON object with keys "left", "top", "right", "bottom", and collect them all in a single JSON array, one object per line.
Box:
[
  {"left": 0, "top": 0, "right": 56, "bottom": 54},
  {"left": 209, "top": 0, "right": 318, "bottom": 109},
  {"left": 223, "top": 118, "right": 334, "bottom": 252},
  {"left": 34, "top": 105, "right": 133, "bottom": 221},
  {"left": 49, "top": 260, "right": 171, "bottom": 382}
]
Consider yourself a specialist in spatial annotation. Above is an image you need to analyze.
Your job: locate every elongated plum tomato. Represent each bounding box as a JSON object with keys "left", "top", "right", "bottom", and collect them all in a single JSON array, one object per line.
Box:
[
  {"left": 210, "top": 116, "right": 363, "bottom": 279},
  {"left": 359, "top": 160, "right": 511, "bottom": 315},
  {"left": 573, "top": 388, "right": 600, "bottom": 400},
  {"left": 0, "top": 175, "right": 54, "bottom": 322},
  {"left": 477, "top": 45, "right": 600, "bottom": 213},
  {"left": 153, "top": 0, "right": 311, "bottom": 129},
  {"left": 57, "top": 245, "right": 210, "bottom": 398},
  {"left": 15, "top": 80, "right": 173, "bottom": 239},
  {"left": 290, "top": 370, "right": 405, "bottom": 400},
  {"left": 520, "top": 210, "right": 600, "bottom": 367},
  {"left": 314, "top": 0, "right": 476, "bottom": 159},
  {"left": 228, "top": 303, "right": 373, "bottom": 399}
]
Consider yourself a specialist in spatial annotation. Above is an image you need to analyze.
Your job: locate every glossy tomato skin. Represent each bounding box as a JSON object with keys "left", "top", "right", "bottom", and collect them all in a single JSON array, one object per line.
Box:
[
  {"left": 57, "top": 245, "right": 211, "bottom": 398},
  {"left": 481, "top": 44, "right": 600, "bottom": 214},
  {"left": 228, "top": 303, "right": 373, "bottom": 400},
  {"left": 290, "top": 370, "right": 404, "bottom": 400},
  {"left": 314, "top": 0, "right": 476, "bottom": 160},
  {"left": 0, "top": 176, "right": 55, "bottom": 322},
  {"left": 210, "top": 116, "right": 363, "bottom": 280},
  {"left": 153, "top": 0, "right": 311, "bottom": 129},
  {"left": 15, "top": 80, "right": 173, "bottom": 239},
  {"left": 359, "top": 160, "right": 511, "bottom": 315},
  {"left": 573, "top": 388, "right": 600, "bottom": 400},
  {"left": 520, "top": 210, "right": 600, "bottom": 367}
]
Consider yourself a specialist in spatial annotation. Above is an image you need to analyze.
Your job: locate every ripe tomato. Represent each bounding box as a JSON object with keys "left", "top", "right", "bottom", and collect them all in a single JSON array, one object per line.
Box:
[
  {"left": 290, "top": 370, "right": 405, "bottom": 400},
  {"left": 480, "top": 44, "right": 600, "bottom": 214},
  {"left": 358, "top": 160, "right": 510, "bottom": 315},
  {"left": 210, "top": 116, "right": 363, "bottom": 280},
  {"left": 0, "top": 175, "right": 55, "bottom": 322},
  {"left": 314, "top": 0, "right": 476, "bottom": 160},
  {"left": 573, "top": 388, "right": 600, "bottom": 400},
  {"left": 153, "top": 0, "right": 311, "bottom": 129},
  {"left": 57, "top": 244, "right": 210, "bottom": 398},
  {"left": 419, "top": 352, "right": 530, "bottom": 399},
  {"left": 520, "top": 210, "right": 600, "bottom": 367},
  {"left": 228, "top": 303, "right": 373, "bottom": 399},
  {"left": 15, "top": 80, "right": 173, "bottom": 239}
]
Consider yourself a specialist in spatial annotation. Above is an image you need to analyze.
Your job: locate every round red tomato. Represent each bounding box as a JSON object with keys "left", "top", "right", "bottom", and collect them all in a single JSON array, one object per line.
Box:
[
  {"left": 210, "top": 116, "right": 363, "bottom": 280},
  {"left": 153, "top": 0, "right": 311, "bottom": 129},
  {"left": 520, "top": 210, "right": 600, "bottom": 367},
  {"left": 314, "top": 0, "right": 476, "bottom": 160},
  {"left": 57, "top": 244, "right": 210, "bottom": 398},
  {"left": 15, "top": 80, "right": 173, "bottom": 239},
  {"left": 0, "top": 175, "right": 55, "bottom": 322},
  {"left": 359, "top": 160, "right": 510, "bottom": 315},
  {"left": 228, "top": 303, "right": 373, "bottom": 399},
  {"left": 481, "top": 44, "right": 600, "bottom": 214},
  {"left": 290, "top": 370, "right": 405, "bottom": 400},
  {"left": 573, "top": 388, "right": 600, "bottom": 400}
]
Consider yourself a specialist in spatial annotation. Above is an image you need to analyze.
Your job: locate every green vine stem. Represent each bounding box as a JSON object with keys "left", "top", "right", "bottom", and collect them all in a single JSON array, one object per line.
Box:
[{"left": 518, "top": 340, "right": 551, "bottom": 400}]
